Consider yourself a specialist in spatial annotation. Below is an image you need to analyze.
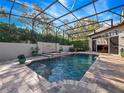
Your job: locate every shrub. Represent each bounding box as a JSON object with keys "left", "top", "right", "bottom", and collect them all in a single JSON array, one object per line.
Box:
[
  {"left": 120, "top": 48, "right": 124, "bottom": 57},
  {"left": 31, "top": 47, "right": 39, "bottom": 56},
  {"left": 59, "top": 47, "right": 63, "bottom": 52},
  {"left": 71, "top": 40, "right": 89, "bottom": 51},
  {"left": 69, "top": 47, "right": 75, "bottom": 52}
]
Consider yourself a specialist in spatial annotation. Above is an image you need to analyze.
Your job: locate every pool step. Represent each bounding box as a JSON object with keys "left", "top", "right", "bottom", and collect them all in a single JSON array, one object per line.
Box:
[{"left": 46, "top": 80, "right": 96, "bottom": 93}]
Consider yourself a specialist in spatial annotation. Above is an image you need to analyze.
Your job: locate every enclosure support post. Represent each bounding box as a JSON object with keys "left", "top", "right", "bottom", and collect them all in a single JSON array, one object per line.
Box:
[
  {"left": 31, "top": 19, "right": 36, "bottom": 43},
  {"left": 68, "top": 34, "right": 69, "bottom": 42},
  {"left": 32, "top": 20, "right": 34, "bottom": 31},
  {"left": 111, "top": 19, "right": 113, "bottom": 27},
  {"left": 63, "top": 31, "right": 65, "bottom": 45},
  {"left": 55, "top": 28, "right": 58, "bottom": 52},
  {"left": 9, "top": 0, "right": 15, "bottom": 33},
  {"left": 71, "top": 35, "right": 73, "bottom": 42}
]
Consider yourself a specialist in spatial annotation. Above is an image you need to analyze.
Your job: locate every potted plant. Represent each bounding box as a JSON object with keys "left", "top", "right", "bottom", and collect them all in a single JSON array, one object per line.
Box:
[
  {"left": 120, "top": 48, "right": 124, "bottom": 57},
  {"left": 59, "top": 47, "right": 63, "bottom": 52},
  {"left": 17, "top": 55, "right": 26, "bottom": 64},
  {"left": 69, "top": 47, "right": 74, "bottom": 52},
  {"left": 31, "top": 47, "right": 39, "bottom": 56}
]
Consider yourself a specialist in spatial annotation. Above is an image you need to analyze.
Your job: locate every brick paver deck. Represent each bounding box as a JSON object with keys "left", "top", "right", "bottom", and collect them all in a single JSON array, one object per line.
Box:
[
  {"left": 82, "top": 54, "right": 124, "bottom": 93},
  {"left": 0, "top": 53, "right": 124, "bottom": 93}
]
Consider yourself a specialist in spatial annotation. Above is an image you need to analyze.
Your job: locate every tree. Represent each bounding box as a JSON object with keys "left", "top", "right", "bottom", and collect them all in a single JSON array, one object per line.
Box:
[
  {"left": 0, "top": 6, "right": 8, "bottom": 17},
  {"left": 69, "top": 18, "right": 101, "bottom": 41},
  {"left": 17, "top": 3, "right": 55, "bottom": 36},
  {"left": 0, "top": 22, "right": 71, "bottom": 44}
]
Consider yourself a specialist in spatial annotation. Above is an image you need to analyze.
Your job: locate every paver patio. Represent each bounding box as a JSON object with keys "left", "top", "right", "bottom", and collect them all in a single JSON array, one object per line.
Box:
[{"left": 0, "top": 53, "right": 124, "bottom": 93}]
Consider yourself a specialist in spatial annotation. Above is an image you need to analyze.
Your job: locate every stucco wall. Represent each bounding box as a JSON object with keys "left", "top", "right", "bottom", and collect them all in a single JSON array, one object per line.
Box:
[
  {"left": 89, "top": 37, "right": 92, "bottom": 51},
  {"left": 0, "top": 43, "right": 36, "bottom": 61},
  {"left": 37, "top": 42, "right": 59, "bottom": 53},
  {"left": 0, "top": 42, "right": 73, "bottom": 61},
  {"left": 90, "top": 24, "right": 124, "bottom": 55},
  {"left": 37, "top": 42, "right": 73, "bottom": 53},
  {"left": 90, "top": 25, "right": 124, "bottom": 39},
  {"left": 119, "top": 31, "right": 124, "bottom": 55},
  {"left": 60, "top": 45, "right": 73, "bottom": 52}
]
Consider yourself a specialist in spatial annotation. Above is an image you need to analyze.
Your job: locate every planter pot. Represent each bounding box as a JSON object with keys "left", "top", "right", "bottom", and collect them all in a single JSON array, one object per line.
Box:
[
  {"left": 32, "top": 51, "right": 38, "bottom": 56},
  {"left": 18, "top": 59, "right": 26, "bottom": 64},
  {"left": 121, "top": 52, "right": 124, "bottom": 57},
  {"left": 120, "top": 48, "right": 124, "bottom": 57},
  {"left": 17, "top": 55, "right": 26, "bottom": 64}
]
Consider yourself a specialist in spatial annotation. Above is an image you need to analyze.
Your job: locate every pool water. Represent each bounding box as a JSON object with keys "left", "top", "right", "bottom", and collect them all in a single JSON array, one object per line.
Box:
[{"left": 28, "top": 54, "right": 96, "bottom": 82}]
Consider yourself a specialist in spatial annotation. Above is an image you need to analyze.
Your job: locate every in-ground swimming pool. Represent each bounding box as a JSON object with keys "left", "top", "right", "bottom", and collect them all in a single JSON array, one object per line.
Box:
[{"left": 28, "top": 54, "right": 96, "bottom": 82}]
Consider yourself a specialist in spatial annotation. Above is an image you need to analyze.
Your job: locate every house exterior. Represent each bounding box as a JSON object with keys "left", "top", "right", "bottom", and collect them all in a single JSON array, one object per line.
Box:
[
  {"left": 89, "top": 22, "right": 124, "bottom": 55},
  {"left": 120, "top": 7, "right": 124, "bottom": 23}
]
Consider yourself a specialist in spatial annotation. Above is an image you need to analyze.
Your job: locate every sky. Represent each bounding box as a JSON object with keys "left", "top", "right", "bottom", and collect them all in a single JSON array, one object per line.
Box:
[{"left": 0, "top": 0, "right": 124, "bottom": 28}]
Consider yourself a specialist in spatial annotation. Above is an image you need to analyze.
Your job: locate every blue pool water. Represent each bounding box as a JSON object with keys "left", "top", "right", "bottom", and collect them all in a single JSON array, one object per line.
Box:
[{"left": 28, "top": 54, "right": 96, "bottom": 82}]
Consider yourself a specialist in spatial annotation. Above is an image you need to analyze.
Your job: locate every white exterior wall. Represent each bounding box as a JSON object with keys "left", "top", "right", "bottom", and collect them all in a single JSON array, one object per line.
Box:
[
  {"left": 89, "top": 37, "right": 92, "bottom": 51},
  {"left": 37, "top": 42, "right": 59, "bottom": 53},
  {"left": 0, "top": 43, "right": 36, "bottom": 61},
  {"left": 38, "top": 42, "right": 73, "bottom": 53},
  {"left": 0, "top": 42, "right": 73, "bottom": 61},
  {"left": 60, "top": 45, "right": 73, "bottom": 52},
  {"left": 108, "top": 38, "right": 111, "bottom": 53},
  {"left": 90, "top": 24, "right": 124, "bottom": 55},
  {"left": 118, "top": 31, "right": 124, "bottom": 55}
]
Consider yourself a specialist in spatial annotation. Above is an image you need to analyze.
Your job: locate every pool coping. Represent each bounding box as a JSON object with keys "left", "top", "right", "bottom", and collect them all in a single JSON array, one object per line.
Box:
[
  {"left": 24, "top": 52, "right": 99, "bottom": 90},
  {"left": 0, "top": 52, "right": 99, "bottom": 93}
]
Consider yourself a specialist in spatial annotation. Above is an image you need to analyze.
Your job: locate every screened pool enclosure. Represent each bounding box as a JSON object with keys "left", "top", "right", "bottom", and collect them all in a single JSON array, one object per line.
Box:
[{"left": 0, "top": 0, "right": 124, "bottom": 45}]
